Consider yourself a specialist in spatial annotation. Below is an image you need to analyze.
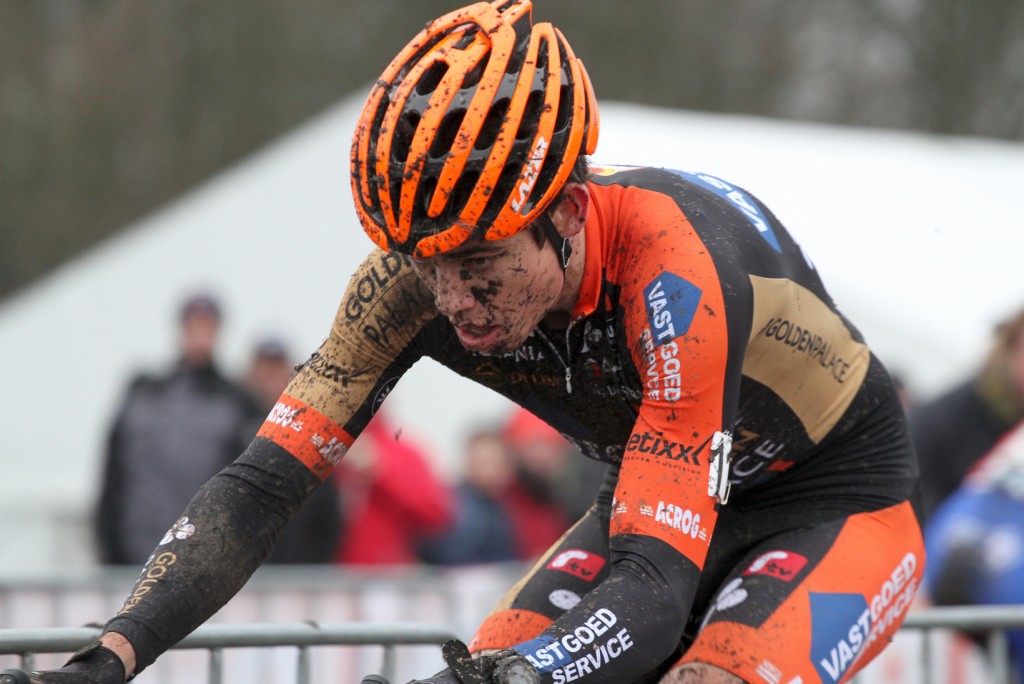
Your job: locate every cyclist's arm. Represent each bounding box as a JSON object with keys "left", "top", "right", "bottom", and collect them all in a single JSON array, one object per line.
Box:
[{"left": 100, "top": 250, "right": 437, "bottom": 674}]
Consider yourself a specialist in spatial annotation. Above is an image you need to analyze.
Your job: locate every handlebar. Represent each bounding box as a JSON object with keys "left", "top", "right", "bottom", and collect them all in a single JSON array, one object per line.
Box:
[{"left": 2, "top": 668, "right": 386, "bottom": 684}]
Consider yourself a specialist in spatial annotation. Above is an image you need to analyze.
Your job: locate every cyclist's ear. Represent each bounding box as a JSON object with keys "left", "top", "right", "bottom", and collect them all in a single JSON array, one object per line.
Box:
[{"left": 550, "top": 183, "right": 590, "bottom": 238}]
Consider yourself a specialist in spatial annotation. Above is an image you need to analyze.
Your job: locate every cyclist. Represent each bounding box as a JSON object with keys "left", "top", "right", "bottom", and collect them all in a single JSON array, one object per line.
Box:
[{"left": 14, "top": 1, "right": 924, "bottom": 683}]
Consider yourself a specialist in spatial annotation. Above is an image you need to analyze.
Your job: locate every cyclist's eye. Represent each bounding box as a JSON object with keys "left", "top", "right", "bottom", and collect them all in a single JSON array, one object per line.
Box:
[{"left": 463, "top": 256, "right": 491, "bottom": 269}]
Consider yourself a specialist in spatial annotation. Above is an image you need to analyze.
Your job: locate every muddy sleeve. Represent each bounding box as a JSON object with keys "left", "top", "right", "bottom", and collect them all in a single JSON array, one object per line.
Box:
[{"left": 103, "top": 250, "right": 440, "bottom": 671}]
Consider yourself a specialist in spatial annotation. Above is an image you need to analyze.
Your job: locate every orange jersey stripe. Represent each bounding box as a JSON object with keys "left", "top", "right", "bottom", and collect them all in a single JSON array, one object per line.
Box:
[
  {"left": 469, "top": 609, "right": 554, "bottom": 653},
  {"left": 256, "top": 393, "right": 354, "bottom": 480}
]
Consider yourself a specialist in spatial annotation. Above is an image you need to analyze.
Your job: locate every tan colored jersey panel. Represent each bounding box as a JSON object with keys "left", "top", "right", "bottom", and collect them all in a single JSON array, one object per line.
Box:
[
  {"left": 285, "top": 250, "right": 437, "bottom": 430},
  {"left": 744, "top": 275, "right": 869, "bottom": 444}
]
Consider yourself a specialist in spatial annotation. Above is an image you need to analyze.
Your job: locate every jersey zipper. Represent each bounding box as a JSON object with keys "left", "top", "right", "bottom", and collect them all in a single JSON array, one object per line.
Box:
[{"left": 535, "top": 322, "right": 578, "bottom": 394}]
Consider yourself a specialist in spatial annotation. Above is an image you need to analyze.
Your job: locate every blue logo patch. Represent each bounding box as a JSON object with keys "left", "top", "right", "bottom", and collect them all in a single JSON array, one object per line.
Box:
[
  {"left": 643, "top": 272, "right": 702, "bottom": 346},
  {"left": 514, "top": 634, "right": 572, "bottom": 673},
  {"left": 809, "top": 592, "right": 872, "bottom": 683},
  {"left": 669, "top": 170, "right": 782, "bottom": 252}
]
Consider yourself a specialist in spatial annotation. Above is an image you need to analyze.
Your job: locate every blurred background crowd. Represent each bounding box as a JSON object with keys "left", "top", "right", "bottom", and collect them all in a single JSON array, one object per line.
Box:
[{"left": 91, "top": 290, "right": 609, "bottom": 569}]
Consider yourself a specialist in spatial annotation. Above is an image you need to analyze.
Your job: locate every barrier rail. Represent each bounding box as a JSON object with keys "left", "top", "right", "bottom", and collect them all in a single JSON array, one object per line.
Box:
[
  {"left": 3, "top": 609, "right": 1024, "bottom": 684},
  {"left": 897, "top": 606, "right": 1024, "bottom": 684},
  {"left": 0, "top": 622, "right": 458, "bottom": 684},
  {"left": 1, "top": 568, "right": 1022, "bottom": 683}
]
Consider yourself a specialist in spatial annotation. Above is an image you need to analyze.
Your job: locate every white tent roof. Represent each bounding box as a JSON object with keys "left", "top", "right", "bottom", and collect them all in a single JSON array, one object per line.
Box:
[{"left": 2, "top": 95, "right": 1022, "bottom": 569}]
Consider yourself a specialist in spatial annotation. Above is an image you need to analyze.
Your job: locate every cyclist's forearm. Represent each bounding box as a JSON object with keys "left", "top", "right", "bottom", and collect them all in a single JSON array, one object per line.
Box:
[
  {"left": 516, "top": 535, "right": 698, "bottom": 683},
  {"left": 103, "top": 438, "right": 321, "bottom": 673}
]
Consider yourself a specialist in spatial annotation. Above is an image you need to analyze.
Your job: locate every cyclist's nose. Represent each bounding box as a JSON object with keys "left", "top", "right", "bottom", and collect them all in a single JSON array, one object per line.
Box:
[{"left": 433, "top": 269, "right": 478, "bottom": 317}]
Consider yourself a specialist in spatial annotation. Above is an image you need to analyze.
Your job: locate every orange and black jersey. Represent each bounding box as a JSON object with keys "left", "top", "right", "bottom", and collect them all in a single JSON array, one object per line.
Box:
[
  {"left": 107, "top": 167, "right": 919, "bottom": 681},
  {"left": 281, "top": 165, "right": 912, "bottom": 550}
]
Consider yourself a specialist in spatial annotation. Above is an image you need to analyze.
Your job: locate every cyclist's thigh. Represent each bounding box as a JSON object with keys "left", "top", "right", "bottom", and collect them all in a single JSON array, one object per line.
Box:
[
  {"left": 469, "top": 504, "right": 612, "bottom": 652},
  {"left": 671, "top": 499, "right": 924, "bottom": 684}
]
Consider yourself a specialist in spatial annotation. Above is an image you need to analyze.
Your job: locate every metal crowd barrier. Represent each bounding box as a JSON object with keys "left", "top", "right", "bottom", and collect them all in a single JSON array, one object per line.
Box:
[
  {"left": 897, "top": 605, "right": 1024, "bottom": 684},
  {"left": 0, "top": 622, "right": 458, "bottom": 684},
  {"left": 3, "top": 608, "right": 1024, "bottom": 684},
  {"left": 1, "top": 564, "right": 1023, "bottom": 683}
]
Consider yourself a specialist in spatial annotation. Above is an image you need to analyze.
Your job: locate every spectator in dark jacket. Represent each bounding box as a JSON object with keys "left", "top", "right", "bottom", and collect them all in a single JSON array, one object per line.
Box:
[
  {"left": 421, "top": 428, "right": 520, "bottom": 566},
  {"left": 96, "top": 293, "right": 264, "bottom": 564},
  {"left": 910, "top": 305, "right": 1024, "bottom": 520}
]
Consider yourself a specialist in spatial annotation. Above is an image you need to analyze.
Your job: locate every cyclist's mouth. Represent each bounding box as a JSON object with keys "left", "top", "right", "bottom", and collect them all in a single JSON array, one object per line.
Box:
[{"left": 455, "top": 323, "right": 501, "bottom": 351}]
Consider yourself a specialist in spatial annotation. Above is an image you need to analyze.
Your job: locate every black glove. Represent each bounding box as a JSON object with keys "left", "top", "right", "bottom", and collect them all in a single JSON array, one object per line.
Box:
[{"left": 5, "top": 641, "right": 126, "bottom": 684}]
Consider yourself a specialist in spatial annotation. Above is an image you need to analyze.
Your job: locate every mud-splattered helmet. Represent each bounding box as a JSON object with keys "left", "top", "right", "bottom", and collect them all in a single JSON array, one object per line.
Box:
[{"left": 351, "top": 0, "right": 599, "bottom": 258}]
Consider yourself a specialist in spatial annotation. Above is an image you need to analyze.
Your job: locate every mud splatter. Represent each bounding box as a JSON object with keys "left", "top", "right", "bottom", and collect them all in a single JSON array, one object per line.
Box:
[{"left": 471, "top": 279, "right": 502, "bottom": 305}]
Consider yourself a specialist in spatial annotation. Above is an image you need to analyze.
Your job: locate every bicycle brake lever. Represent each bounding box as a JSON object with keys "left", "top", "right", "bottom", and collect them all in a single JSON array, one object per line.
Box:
[{"left": 442, "top": 639, "right": 485, "bottom": 684}]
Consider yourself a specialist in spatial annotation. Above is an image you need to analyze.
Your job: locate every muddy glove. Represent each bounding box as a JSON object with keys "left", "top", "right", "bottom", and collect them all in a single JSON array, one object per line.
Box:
[
  {"left": 488, "top": 651, "right": 540, "bottom": 684},
  {"left": 405, "top": 639, "right": 490, "bottom": 684},
  {"left": 0, "top": 641, "right": 126, "bottom": 684},
  {"left": 405, "top": 640, "right": 539, "bottom": 684}
]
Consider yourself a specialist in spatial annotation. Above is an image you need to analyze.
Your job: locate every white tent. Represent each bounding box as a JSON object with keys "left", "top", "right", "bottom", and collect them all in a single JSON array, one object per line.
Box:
[{"left": 2, "top": 95, "right": 1022, "bottom": 571}]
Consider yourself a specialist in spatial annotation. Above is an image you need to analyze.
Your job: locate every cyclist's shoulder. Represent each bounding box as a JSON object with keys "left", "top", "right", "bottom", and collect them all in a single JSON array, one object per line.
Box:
[
  {"left": 327, "top": 247, "right": 441, "bottom": 358},
  {"left": 587, "top": 165, "right": 749, "bottom": 193}
]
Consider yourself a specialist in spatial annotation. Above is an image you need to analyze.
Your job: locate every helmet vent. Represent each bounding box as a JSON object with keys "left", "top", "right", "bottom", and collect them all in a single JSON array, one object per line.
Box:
[
  {"left": 480, "top": 161, "right": 523, "bottom": 223},
  {"left": 517, "top": 90, "right": 543, "bottom": 141},
  {"left": 476, "top": 98, "right": 510, "bottom": 150},
  {"left": 462, "top": 59, "right": 487, "bottom": 90},
  {"left": 431, "top": 109, "right": 466, "bottom": 158},
  {"left": 554, "top": 82, "right": 572, "bottom": 132},
  {"left": 418, "top": 175, "right": 438, "bottom": 217},
  {"left": 392, "top": 112, "right": 420, "bottom": 164},
  {"left": 416, "top": 62, "right": 449, "bottom": 96},
  {"left": 530, "top": 145, "right": 561, "bottom": 210},
  {"left": 452, "top": 27, "right": 479, "bottom": 51},
  {"left": 448, "top": 168, "right": 481, "bottom": 224},
  {"left": 516, "top": 37, "right": 548, "bottom": 141}
]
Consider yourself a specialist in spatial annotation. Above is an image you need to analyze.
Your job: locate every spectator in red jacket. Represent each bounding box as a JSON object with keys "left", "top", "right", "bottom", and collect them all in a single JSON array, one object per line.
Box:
[
  {"left": 498, "top": 408, "right": 578, "bottom": 560},
  {"left": 331, "top": 410, "right": 452, "bottom": 565}
]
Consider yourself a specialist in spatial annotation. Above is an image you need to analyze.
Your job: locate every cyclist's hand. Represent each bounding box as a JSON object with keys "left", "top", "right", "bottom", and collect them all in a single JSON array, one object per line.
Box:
[
  {"left": 6, "top": 641, "right": 126, "bottom": 684},
  {"left": 405, "top": 643, "right": 539, "bottom": 684},
  {"left": 405, "top": 668, "right": 466, "bottom": 684},
  {"left": 488, "top": 651, "right": 540, "bottom": 684}
]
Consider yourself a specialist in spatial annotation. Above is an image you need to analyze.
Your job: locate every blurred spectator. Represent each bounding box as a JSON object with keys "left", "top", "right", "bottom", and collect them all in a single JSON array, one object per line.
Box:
[
  {"left": 242, "top": 336, "right": 296, "bottom": 413},
  {"left": 241, "top": 336, "right": 341, "bottom": 565},
  {"left": 420, "top": 428, "right": 520, "bottom": 566},
  {"left": 95, "top": 293, "right": 263, "bottom": 564},
  {"left": 910, "top": 306, "right": 1024, "bottom": 519},
  {"left": 499, "top": 408, "right": 605, "bottom": 560},
  {"left": 923, "top": 419, "right": 1024, "bottom": 681},
  {"left": 332, "top": 410, "right": 452, "bottom": 565}
]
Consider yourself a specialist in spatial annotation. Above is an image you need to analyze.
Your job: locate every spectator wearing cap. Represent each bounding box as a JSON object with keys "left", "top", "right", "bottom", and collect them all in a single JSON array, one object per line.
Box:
[
  {"left": 240, "top": 336, "right": 343, "bottom": 564},
  {"left": 95, "top": 292, "right": 265, "bottom": 564},
  {"left": 243, "top": 336, "right": 295, "bottom": 413}
]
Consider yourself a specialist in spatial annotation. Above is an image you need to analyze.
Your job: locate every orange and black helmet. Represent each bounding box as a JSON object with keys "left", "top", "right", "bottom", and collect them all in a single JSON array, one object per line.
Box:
[{"left": 351, "top": 0, "right": 599, "bottom": 258}]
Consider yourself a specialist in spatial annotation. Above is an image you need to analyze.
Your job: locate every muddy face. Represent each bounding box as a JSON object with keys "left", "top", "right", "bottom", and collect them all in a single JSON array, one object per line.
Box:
[{"left": 411, "top": 230, "right": 564, "bottom": 355}]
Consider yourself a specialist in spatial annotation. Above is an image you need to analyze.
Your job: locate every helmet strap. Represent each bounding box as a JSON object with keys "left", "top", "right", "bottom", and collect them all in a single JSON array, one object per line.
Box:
[{"left": 535, "top": 213, "right": 572, "bottom": 271}]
